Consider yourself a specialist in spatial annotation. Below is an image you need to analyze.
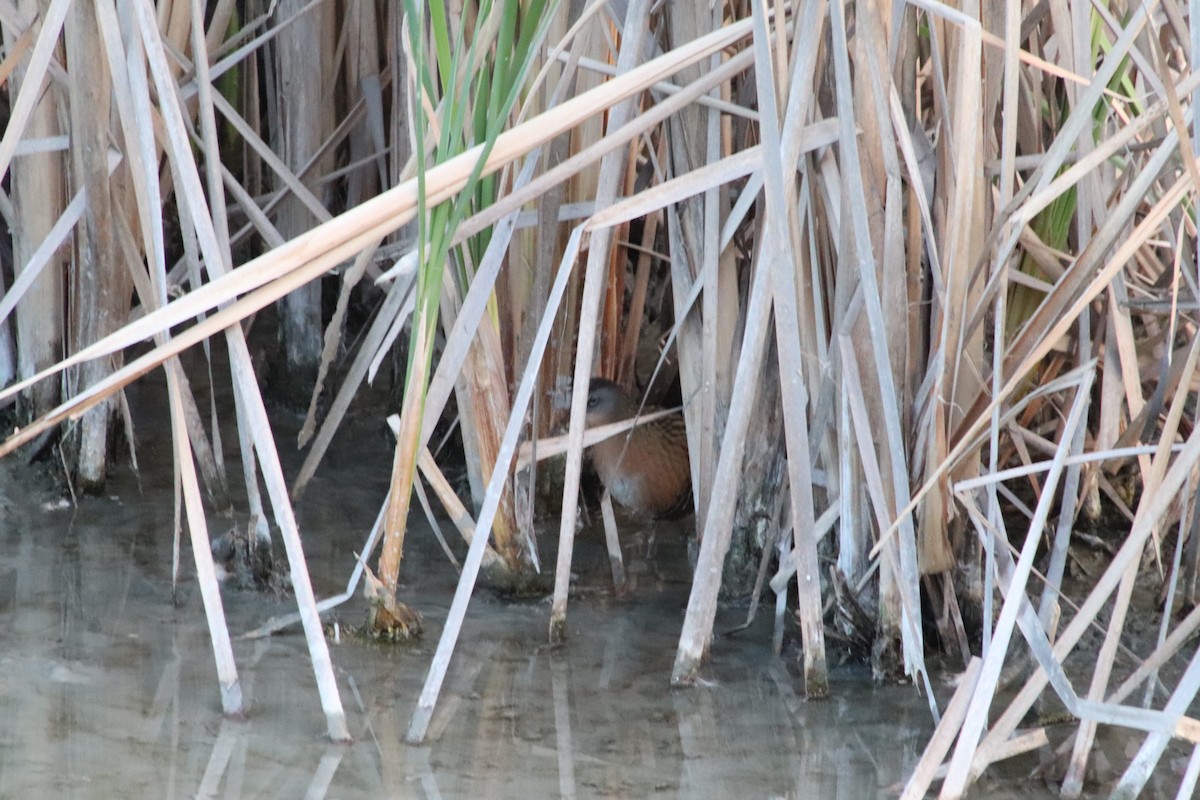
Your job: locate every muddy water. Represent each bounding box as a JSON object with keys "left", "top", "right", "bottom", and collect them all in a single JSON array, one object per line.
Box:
[{"left": 0, "top": 380, "right": 1172, "bottom": 798}]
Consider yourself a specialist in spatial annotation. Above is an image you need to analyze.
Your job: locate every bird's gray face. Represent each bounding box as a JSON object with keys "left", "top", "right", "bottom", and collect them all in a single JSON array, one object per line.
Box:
[{"left": 585, "top": 379, "right": 630, "bottom": 426}]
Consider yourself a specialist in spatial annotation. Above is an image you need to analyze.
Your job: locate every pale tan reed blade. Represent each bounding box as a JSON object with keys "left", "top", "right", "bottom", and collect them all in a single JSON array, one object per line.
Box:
[{"left": 599, "top": 491, "right": 625, "bottom": 590}]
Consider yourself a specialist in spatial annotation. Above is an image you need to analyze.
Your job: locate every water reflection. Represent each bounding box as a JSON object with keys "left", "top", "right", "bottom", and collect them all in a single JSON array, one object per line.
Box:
[{"left": 3, "top": 452, "right": 1144, "bottom": 799}]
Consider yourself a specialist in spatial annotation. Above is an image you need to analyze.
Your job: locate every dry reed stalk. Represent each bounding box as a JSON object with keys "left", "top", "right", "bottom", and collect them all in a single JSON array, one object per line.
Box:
[
  {"left": 451, "top": 313, "right": 528, "bottom": 573},
  {"left": 1059, "top": 329, "right": 1200, "bottom": 791},
  {"left": 407, "top": 224, "right": 587, "bottom": 743},
  {"left": 665, "top": 0, "right": 723, "bottom": 538},
  {"left": 416, "top": 446, "right": 502, "bottom": 569},
  {"left": 599, "top": 491, "right": 625, "bottom": 589},
  {"left": 831, "top": 0, "right": 927, "bottom": 684},
  {"left": 596, "top": 147, "right": 634, "bottom": 379},
  {"left": 672, "top": 164, "right": 776, "bottom": 681},
  {"left": 549, "top": 0, "right": 652, "bottom": 643},
  {"left": 292, "top": 266, "right": 417, "bottom": 498},
  {"left": 616, "top": 202, "right": 658, "bottom": 386},
  {"left": 376, "top": 314, "right": 428, "bottom": 632},
  {"left": 112, "top": 193, "right": 230, "bottom": 507},
  {"left": 957, "top": 400, "right": 1200, "bottom": 789},
  {"left": 2, "top": 1, "right": 64, "bottom": 419},
  {"left": 900, "top": 656, "right": 982, "bottom": 800},
  {"left": 749, "top": 0, "right": 826, "bottom": 696},
  {"left": 0, "top": 7, "right": 55, "bottom": 398},
  {"left": 170, "top": 373, "right": 244, "bottom": 716},
  {"left": 95, "top": 1, "right": 239, "bottom": 710},
  {"left": 296, "top": 245, "right": 377, "bottom": 449},
  {"left": 270, "top": 0, "right": 335, "bottom": 403},
  {"left": 64, "top": 0, "right": 126, "bottom": 489},
  {"left": 0, "top": 21, "right": 34, "bottom": 87},
  {"left": 515, "top": 406, "right": 684, "bottom": 468},
  {"left": 0, "top": 0, "right": 69, "bottom": 182},
  {"left": 139, "top": 0, "right": 348, "bottom": 738}
]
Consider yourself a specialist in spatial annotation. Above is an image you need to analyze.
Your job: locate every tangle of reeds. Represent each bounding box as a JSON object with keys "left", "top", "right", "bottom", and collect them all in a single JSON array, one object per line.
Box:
[{"left": 2, "top": 0, "right": 1200, "bottom": 794}]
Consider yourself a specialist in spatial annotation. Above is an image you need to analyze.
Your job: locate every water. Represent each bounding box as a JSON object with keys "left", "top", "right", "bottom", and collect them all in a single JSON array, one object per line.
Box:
[
  {"left": 0, "top": 376, "right": 1179, "bottom": 798},
  {"left": 0, "top": 485, "right": 918, "bottom": 797}
]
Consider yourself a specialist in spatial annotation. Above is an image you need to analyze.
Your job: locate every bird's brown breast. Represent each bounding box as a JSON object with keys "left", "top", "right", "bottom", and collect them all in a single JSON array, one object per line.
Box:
[{"left": 588, "top": 415, "right": 692, "bottom": 518}]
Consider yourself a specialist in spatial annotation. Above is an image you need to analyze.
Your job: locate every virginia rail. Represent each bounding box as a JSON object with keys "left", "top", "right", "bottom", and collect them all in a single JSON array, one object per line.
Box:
[{"left": 585, "top": 378, "right": 693, "bottom": 519}]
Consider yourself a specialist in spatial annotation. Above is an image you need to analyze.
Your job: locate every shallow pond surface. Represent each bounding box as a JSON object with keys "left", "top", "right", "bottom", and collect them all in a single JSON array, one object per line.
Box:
[{"left": 0, "top": 385, "right": 1182, "bottom": 798}]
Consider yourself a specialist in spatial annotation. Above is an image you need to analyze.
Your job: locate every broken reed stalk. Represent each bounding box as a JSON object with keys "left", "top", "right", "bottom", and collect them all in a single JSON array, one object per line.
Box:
[
  {"left": 936, "top": 395, "right": 1200, "bottom": 793},
  {"left": 672, "top": 168, "right": 775, "bottom": 682},
  {"left": 1061, "top": 326, "right": 1200, "bottom": 792},
  {"left": 241, "top": 499, "right": 387, "bottom": 640},
  {"left": 291, "top": 267, "right": 417, "bottom": 500},
  {"left": 939, "top": 367, "right": 1095, "bottom": 795}
]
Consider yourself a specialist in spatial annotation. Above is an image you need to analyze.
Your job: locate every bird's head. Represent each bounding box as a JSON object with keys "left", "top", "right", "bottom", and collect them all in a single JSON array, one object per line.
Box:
[{"left": 585, "top": 378, "right": 633, "bottom": 426}]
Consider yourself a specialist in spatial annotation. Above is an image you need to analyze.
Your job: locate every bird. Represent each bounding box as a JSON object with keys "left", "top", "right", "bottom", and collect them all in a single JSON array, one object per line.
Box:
[{"left": 584, "top": 378, "right": 693, "bottom": 519}]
